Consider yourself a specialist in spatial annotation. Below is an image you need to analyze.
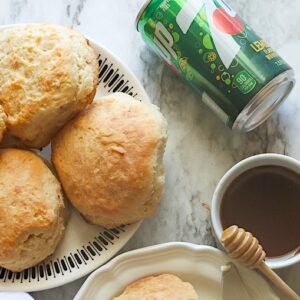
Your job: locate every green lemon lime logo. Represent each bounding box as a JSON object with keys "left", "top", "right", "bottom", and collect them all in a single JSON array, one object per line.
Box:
[
  {"left": 172, "top": 32, "right": 180, "bottom": 42},
  {"left": 203, "top": 34, "right": 213, "bottom": 50}
]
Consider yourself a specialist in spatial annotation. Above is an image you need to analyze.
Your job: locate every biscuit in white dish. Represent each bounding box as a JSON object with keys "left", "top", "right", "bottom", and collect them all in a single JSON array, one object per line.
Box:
[
  {"left": 0, "top": 148, "right": 67, "bottom": 272},
  {"left": 0, "top": 23, "right": 98, "bottom": 148},
  {"left": 52, "top": 93, "right": 167, "bottom": 228},
  {"left": 0, "top": 106, "right": 6, "bottom": 142},
  {"left": 113, "top": 274, "right": 198, "bottom": 300}
]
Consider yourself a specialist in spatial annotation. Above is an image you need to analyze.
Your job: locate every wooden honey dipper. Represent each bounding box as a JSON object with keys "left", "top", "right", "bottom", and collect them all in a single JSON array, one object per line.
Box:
[{"left": 221, "top": 225, "right": 300, "bottom": 300}]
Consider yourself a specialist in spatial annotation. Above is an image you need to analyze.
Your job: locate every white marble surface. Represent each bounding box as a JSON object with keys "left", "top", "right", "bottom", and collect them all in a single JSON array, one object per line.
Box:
[{"left": 0, "top": 0, "right": 299, "bottom": 299}]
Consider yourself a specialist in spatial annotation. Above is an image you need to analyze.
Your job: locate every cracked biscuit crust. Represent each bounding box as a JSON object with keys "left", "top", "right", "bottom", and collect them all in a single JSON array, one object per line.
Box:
[
  {"left": 0, "top": 24, "right": 98, "bottom": 148},
  {"left": 0, "top": 148, "right": 66, "bottom": 271}
]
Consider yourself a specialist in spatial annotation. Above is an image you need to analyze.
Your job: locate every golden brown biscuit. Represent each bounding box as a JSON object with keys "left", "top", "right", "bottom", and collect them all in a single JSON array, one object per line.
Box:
[
  {"left": 52, "top": 93, "right": 167, "bottom": 228},
  {"left": 0, "top": 106, "right": 7, "bottom": 142},
  {"left": 113, "top": 274, "right": 198, "bottom": 300},
  {"left": 0, "top": 148, "right": 66, "bottom": 271},
  {"left": 0, "top": 23, "right": 98, "bottom": 148}
]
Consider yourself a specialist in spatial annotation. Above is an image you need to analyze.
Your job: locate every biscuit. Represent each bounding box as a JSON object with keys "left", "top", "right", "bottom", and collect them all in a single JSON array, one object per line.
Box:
[
  {"left": 0, "top": 23, "right": 98, "bottom": 148},
  {"left": 0, "top": 148, "right": 66, "bottom": 271},
  {"left": 113, "top": 274, "right": 198, "bottom": 300},
  {"left": 0, "top": 106, "right": 6, "bottom": 142},
  {"left": 52, "top": 93, "right": 167, "bottom": 228}
]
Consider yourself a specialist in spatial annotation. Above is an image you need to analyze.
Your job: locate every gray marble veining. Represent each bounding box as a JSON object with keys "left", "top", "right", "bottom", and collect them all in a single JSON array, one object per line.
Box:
[{"left": 0, "top": 0, "right": 299, "bottom": 299}]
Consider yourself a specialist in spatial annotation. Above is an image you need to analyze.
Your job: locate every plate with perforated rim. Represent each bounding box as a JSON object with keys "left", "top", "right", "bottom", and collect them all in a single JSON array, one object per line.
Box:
[{"left": 0, "top": 24, "right": 148, "bottom": 292}]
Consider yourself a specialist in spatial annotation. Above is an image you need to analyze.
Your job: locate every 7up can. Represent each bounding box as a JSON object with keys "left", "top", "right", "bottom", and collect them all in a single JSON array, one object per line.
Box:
[{"left": 136, "top": 0, "right": 295, "bottom": 131}]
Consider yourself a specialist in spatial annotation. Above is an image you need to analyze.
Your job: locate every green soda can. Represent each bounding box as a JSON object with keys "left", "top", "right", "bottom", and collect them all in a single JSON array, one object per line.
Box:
[{"left": 136, "top": 0, "right": 295, "bottom": 131}]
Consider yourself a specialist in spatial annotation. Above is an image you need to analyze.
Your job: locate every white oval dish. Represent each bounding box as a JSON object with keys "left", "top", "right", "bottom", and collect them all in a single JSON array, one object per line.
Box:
[
  {"left": 0, "top": 24, "right": 149, "bottom": 292},
  {"left": 74, "top": 242, "right": 279, "bottom": 300}
]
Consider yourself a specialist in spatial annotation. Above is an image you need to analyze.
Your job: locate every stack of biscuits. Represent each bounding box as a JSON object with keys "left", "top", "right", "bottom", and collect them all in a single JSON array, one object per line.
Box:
[{"left": 0, "top": 24, "right": 167, "bottom": 272}]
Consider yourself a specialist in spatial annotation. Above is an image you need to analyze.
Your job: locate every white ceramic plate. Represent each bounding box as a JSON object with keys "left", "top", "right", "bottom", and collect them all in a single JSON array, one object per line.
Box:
[
  {"left": 0, "top": 24, "right": 150, "bottom": 292},
  {"left": 74, "top": 242, "right": 279, "bottom": 300}
]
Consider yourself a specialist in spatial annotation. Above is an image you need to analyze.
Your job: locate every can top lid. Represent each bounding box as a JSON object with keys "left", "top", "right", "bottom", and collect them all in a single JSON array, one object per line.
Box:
[{"left": 135, "top": 0, "right": 153, "bottom": 32}]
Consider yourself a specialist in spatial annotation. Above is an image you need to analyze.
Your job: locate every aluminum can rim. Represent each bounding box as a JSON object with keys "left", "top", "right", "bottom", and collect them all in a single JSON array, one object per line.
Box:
[
  {"left": 135, "top": 0, "right": 153, "bottom": 31},
  {"left": 233, "top": 69, "right": 295, "bottom": 131}
]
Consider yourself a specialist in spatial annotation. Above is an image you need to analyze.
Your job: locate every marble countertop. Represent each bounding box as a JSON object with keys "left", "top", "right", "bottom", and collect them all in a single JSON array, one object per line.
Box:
[{"left": 0, "top": 0, "right": 299, "bottom": 299}]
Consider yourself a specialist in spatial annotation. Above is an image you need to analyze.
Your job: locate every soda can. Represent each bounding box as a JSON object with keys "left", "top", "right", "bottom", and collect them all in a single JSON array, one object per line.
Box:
[{"left": 136, "top": 0, "right": 295, "bottom": 131}]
